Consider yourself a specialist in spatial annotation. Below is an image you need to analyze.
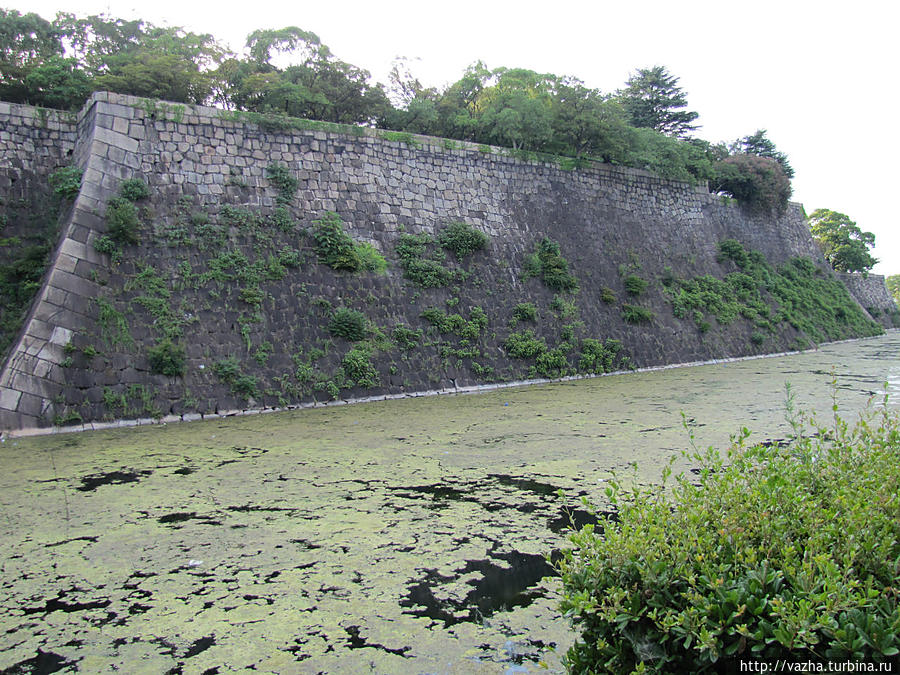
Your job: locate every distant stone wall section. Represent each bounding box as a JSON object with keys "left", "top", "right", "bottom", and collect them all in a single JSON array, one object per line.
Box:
[
  {"left": 0, "top": 103, "right": 78, "bottom": 268},
  {"left": 839, "top": 273, "right": 899, "bottom": 327},
  {"left": 0, "top": 102, "right": 78, "bottom": 175},
  {"left": 0, "top": 92, "right": 866, "bottom": 431}
]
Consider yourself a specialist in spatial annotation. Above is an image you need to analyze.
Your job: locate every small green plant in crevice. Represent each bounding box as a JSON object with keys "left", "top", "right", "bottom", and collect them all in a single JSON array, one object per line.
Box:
[
  {"left": 600, "top": 286, "right": 617, "bottom": 304},
  {"left": 437, "top": 221, "right": 489, "bottom": 260},
  {"left": 124, "top": 384, "right": 162, "bottom": 418},
  {"left": 102, "top": 387, "right": 127, "bottom": 415},
  {"left": 53, "top": 408, "right": 83, "bottom": 427},
  {"left": 147, "top": 338, "right": 186, "bottom": 377},
  {"left": 328, "top": 307, "right": 367, "bottom": 341},
  {"left": 420, "top": 306, "right": 488, "bottom": 339},
  {"left": 212, "top": 356, "right": 240, "bottom": 382},
  {"left": 212, "top": 357, "right": 259, "bottom": 399},
  {"left": 48, "top": 166, "right": 83, "bottom": 200},
  {"left": 717, "top": 237, "right": 752, "bottom": 268},
  {"left": 220, "top": 204, "right": 260, "bottom": 230},
  {"left": 512, "top": 302, "right": 537, "bottom": 323},
  {"left": 253, "top": 341, "right": 273, "bottom": 366},
  {"left": 314, "top": 378, "right": 341, "bottom": 401},
  {"left": 312, "top": 211, "right": 351, "bottom": 267},
  {"left": 522, "top": 237, "right": 578, "bottom": 293},
  {"left": 104, "top": 197, "right": 141, "bottom": 246},
  {"left": 622, "top": 304, "right": 654, "bottom": 324},
  {"left": 395, "top": 233, "right": 456, "bottom": 287},
  {"left": 239, "top": 286, "right": 265, "bottom": 308},
  {"left": 126, "top": 264, "right": 182, "bottom": 340},
  {"left": 550, "top": 294, "right": 578, "bottom": 320},
  {"left": 392, "top": 324, "right": 422, "bottom": 350},
  {"left": 292, "top": 345, "right": 328, "bottom": 386},
  {"left": 277, "top": 247, "right": 302, "bottom": 268},
  {"left": 265, "top": 162, "right": 298, "bottom": 205},
  {"left": 534, "top": 346, "right": 569, "bottom": 378},
  {"left": 623, "top": 274, "right": 648, "bottom": 296},
  {"left": 118, "top": 177, "right": 151, "bottom": 202},
  {"left": 269, "top": 206, "right": 294, "bottom": 232},
  {"left": 95, "top": 297, "right": 134, "bottom": 349}
]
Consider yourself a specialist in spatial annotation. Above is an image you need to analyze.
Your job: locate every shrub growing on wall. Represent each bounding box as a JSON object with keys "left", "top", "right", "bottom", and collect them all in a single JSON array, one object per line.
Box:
[
  {"left": 438, "top": 221, "right": 489, "bottom": 260},
  {"left": 312, "top": 212, "right": 359, "bottom": 270},
  {"left": 48, "top": 166, "right": 83, "bottom": 200},
  {"left": 118, "top": 177, "right": 151, "bottom": 202},
  {"left": 311, "top": 212, "right": 386, "bottom": 273},
  {"left": 147, "top": 338, "right": 186, "bottom": 376},
  {"left": 623, "top": 274, "right": 648, "bottom": 296},
  {"left": 711, "top": 154, "right": 791, "bottom": 214},
  {"left": 512, "top": 302, "right": 538, "bottom": 322},
  {"left": 395, "top": 233, "right": 455, "bottom": 287},
  {"left": 522, "top": 237, "right": 578, "bottom": 292},
  {"left": 328, "top": 307, "right": 367, "bottom": 341},
  {"left": 105, "top": 197, "right": 140, "bottom": 245},
  {"left": 340, "top": 344, "right": 378, "bottom": 388}
]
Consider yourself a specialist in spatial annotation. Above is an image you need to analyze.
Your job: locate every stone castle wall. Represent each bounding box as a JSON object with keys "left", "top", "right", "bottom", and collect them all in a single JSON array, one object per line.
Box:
[
  {"left": 839, "top": 273, "right": 899, "bottom": 327},
  {"left": 0, "top": 92, "right": 886, "bottom": 432}
]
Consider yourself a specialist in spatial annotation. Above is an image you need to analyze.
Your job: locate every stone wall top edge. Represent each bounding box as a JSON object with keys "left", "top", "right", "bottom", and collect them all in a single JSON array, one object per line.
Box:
[
  {"left": 0, "top": 99, "right": 80, "bottom": 130},
  {"left": 87, "top": 91, "right": 711, "bottom": 191}
]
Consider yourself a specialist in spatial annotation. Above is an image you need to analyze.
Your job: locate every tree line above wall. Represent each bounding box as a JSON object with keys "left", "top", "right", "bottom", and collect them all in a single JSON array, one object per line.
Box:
[{"left": 0, "top": 8, "right": 878, "bottom": 272}]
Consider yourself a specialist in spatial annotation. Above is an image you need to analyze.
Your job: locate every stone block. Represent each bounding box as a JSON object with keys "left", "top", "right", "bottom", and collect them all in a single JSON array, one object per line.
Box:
[
  {"left": 0, "top": 387, "right": 22, "bottom": 411},
  {"left": 55, "top": 253, "right": 79, "bottom": 274},
  {"left": 93, "top": 126, "right": 139, "bottom": 154},
  {"left": 48, "top": 269, "right": 97, "bottom": 299},
  {"left": 49, "top": 326, "right": 73, "bottom": 346},
  {"left": 16, "top": 393, "right": 46, "bottom": 418}
]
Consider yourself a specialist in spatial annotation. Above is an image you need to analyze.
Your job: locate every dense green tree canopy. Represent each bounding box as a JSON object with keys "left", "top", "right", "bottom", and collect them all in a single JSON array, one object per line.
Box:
[
  {"left": 886, "top": 275, "right": 900, "bottom": 306},
  {"left": 711, "top": 154, "right": 792, "bottom": 214},
  {"left": 0, "top": 9, "right": 64, "bottom": 104},
  {"left": 618, "top": 65, "right": 699, "bottom": 138},
  {"left": 730, "top": 129, "right": 794, "bottom": 178},
  {"left": 808, "top": 209, "right": 877, "bottom": 273}
]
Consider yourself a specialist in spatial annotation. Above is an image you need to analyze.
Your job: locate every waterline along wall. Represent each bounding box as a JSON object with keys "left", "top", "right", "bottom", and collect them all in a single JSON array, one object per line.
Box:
[{"left": 0, "top": 92, "right": 894, "bottom": 432}]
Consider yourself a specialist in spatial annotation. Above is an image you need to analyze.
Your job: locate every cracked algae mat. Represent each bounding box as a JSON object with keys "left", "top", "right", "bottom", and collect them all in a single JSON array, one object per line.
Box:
[{"left": 1, "top": 333, "right": 898, "bottom": 674}]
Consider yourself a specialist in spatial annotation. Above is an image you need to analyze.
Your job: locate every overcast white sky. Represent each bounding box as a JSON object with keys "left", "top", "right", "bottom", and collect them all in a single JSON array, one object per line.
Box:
[{"left": 11, "top": 0, "right": 898, "bottom": 275}]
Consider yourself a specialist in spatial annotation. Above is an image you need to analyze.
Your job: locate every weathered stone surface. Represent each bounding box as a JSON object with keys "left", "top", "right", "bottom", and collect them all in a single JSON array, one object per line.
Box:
[{"left": 0, "top": 92, "right": 893, "bottom": 432}]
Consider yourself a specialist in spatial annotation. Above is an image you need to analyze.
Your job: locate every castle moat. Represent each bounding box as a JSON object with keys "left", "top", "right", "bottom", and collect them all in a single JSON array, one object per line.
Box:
[{"left": 1, "top": 332, "right": 898, "bottom": 673}]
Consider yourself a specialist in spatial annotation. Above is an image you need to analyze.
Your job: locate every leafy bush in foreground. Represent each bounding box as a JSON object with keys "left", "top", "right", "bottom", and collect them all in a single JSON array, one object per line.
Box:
[{"left": 557, "top": 394, "right": 900, "bottom": 673}]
